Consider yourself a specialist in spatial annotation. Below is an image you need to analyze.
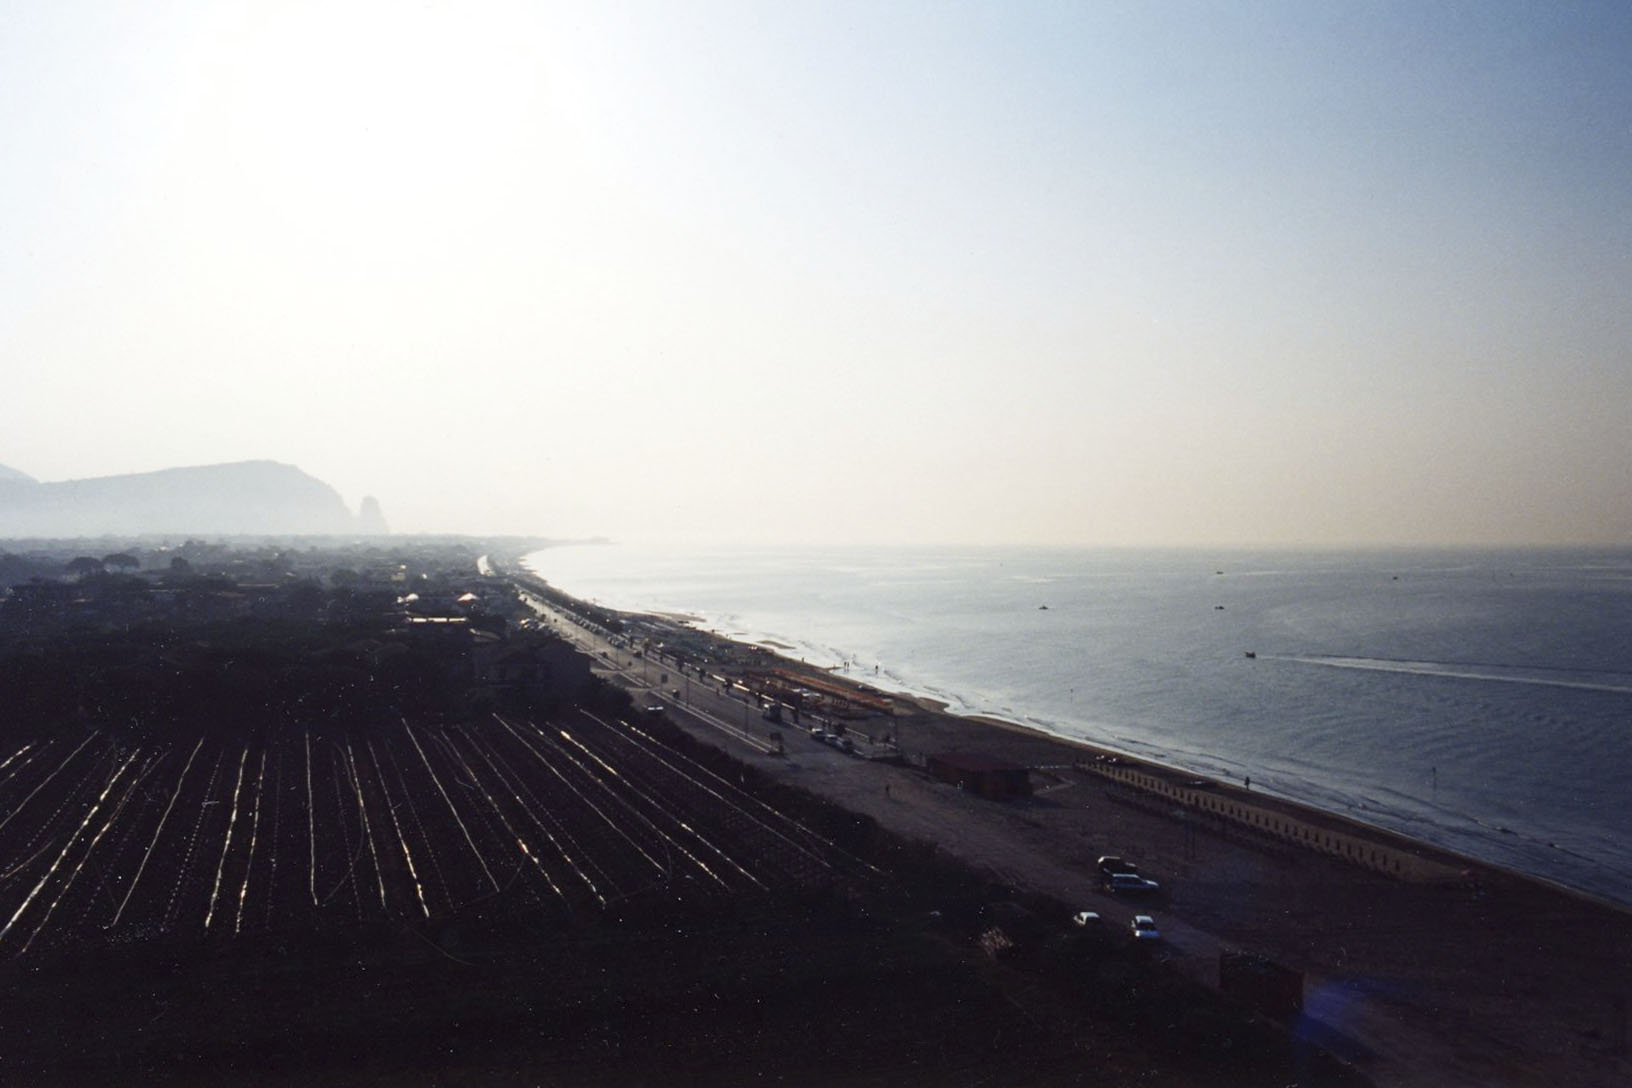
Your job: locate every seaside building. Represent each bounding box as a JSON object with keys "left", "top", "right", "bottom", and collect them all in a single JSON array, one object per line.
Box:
[{"left": 926, "top": 752, "right": 1032, "bottom": 800}]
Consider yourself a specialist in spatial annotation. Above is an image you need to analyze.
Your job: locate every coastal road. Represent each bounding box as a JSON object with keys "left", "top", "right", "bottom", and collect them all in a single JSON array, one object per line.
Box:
[
  {"left": 520, "top": 592, "right": 821, "bottom": 758},
  {"left": 513, "top": 587, "right": 1574, "bottom": 1088},
  {"left": 520, "top": 595, "right": 1218, "bottom": 930}
]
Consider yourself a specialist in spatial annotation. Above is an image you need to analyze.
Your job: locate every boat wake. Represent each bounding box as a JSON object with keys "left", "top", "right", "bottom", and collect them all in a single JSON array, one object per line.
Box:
[{"left": 1279, "top": 655, "right": 1632, "bottom": 696}]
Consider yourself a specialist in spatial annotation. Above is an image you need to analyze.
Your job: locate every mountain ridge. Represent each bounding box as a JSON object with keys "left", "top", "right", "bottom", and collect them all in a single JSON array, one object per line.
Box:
[{"left": 0, "top": 460, "right": 383, "bottom": 537}]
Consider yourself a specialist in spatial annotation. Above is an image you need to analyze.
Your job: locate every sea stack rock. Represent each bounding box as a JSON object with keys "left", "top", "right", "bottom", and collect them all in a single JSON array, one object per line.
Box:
[{"left": 358, "top": 495, "right": 389, "bottom": 535}]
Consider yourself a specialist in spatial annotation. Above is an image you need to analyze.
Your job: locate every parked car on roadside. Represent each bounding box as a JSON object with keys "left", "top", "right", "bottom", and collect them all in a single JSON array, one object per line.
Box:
[
  {"left": 1071, "top": 911, "right": 1101, "bottom": 927},
  {"left": 1130, "top": 915, "right": 1161, "bottom": 941},
  {"left": 1096, "top": 855, "right": 1137, "bottom": 879},
  {"left": 1103, "top": 872, "right": 1161, "bottom": 895}
]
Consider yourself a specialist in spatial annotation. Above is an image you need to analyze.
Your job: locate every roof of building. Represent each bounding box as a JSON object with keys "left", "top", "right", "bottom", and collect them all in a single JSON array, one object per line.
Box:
[{"left": 928, "top": 751, "right": 1027, "bottom": 774}]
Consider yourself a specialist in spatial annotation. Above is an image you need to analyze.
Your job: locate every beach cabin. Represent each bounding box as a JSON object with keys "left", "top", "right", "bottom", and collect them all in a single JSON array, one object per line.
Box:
[{"left": 926, "top": 752, "right": 1032, "bottom": 800}]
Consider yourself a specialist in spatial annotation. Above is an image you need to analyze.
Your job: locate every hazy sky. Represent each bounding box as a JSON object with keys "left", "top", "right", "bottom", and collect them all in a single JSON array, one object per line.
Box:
[{"left": 4, "top": 1, "right": 1630, "bottom": 547}]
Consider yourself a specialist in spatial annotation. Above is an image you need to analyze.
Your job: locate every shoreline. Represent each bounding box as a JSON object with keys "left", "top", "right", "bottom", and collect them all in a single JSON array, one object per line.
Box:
[
  {"left": 797, "top": 681, "right": 1632, "bottom": 911},
  {"left": 511, "top": 560, "right": 1628, "bottom": 916},
  {"left": 911, "top": 693, "right": 1629, "bottom": 912},
  {"left": 797, "top": 648, "right": 1630, "bottom": 912},
  {"left": 509, "top": 562, "right": 1632, "bottom": 1084},
  {"left": 519, "top": 550, "right": 1629, "bottom": 912}
]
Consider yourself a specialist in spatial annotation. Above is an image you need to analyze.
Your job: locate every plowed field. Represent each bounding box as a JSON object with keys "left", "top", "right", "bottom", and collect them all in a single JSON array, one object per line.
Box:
[{"left": 0, "top": 708, "right": 869, "bottom": 956}]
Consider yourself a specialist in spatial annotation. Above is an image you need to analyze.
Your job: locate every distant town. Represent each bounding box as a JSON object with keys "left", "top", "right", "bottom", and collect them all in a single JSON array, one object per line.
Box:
[{"left": 0, "top": 537, "right": 589, "bottom": 738}]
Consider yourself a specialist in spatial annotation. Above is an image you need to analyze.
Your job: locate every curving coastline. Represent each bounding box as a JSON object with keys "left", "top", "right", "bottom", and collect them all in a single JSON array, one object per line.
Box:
[
  {"left": 518, "top": 543, "right": 1632, "bottom": 908},
  {"left": 503, "top": 556, "right": 1632, "bottom": 1087}
]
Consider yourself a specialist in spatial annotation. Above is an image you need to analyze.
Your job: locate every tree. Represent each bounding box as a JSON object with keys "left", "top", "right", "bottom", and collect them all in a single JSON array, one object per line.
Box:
[{"left": 65, "top": 556, "right": 105, "bottom": 579}]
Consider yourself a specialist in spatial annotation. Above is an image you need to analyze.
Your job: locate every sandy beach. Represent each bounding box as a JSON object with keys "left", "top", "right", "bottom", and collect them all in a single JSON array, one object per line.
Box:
[{"left": 512, "top": 570, "right": 1632, "bottom": 1088}]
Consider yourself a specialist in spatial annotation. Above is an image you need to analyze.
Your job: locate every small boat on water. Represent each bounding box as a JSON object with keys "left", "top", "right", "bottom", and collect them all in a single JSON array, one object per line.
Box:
[{"left": 1243, "top": 651, "right": 1256, "bottom": 659}]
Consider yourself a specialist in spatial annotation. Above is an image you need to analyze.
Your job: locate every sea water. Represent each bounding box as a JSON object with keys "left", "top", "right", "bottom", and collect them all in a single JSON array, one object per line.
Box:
[{"left": 523, "top": 543, "right": 1632, "bottom": 906}]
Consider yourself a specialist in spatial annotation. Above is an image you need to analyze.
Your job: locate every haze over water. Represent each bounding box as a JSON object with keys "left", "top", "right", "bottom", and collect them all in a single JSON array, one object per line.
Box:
[
  {"left": 528, "top": 543, "right": 1632, "bottom": 907},
  {"left": 5, "top": 5, "right": 1632, "bottom": 552}
]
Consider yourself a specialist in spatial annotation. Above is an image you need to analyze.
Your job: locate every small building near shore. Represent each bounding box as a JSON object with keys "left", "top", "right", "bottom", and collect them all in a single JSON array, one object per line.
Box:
[{"left": 926, "top": 752, "right": 1031, "bottom": 801}]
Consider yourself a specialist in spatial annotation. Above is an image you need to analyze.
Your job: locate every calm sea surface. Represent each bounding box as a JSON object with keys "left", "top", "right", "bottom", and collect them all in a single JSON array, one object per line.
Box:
[{"left": 523, "top": 544, "right": 1632, "bottom": 906}]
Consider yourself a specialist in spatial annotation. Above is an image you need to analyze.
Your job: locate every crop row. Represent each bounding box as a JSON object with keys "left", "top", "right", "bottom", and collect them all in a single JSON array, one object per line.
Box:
[{"left": 0, "top": 709, "right": 865, "bottom": 956}]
